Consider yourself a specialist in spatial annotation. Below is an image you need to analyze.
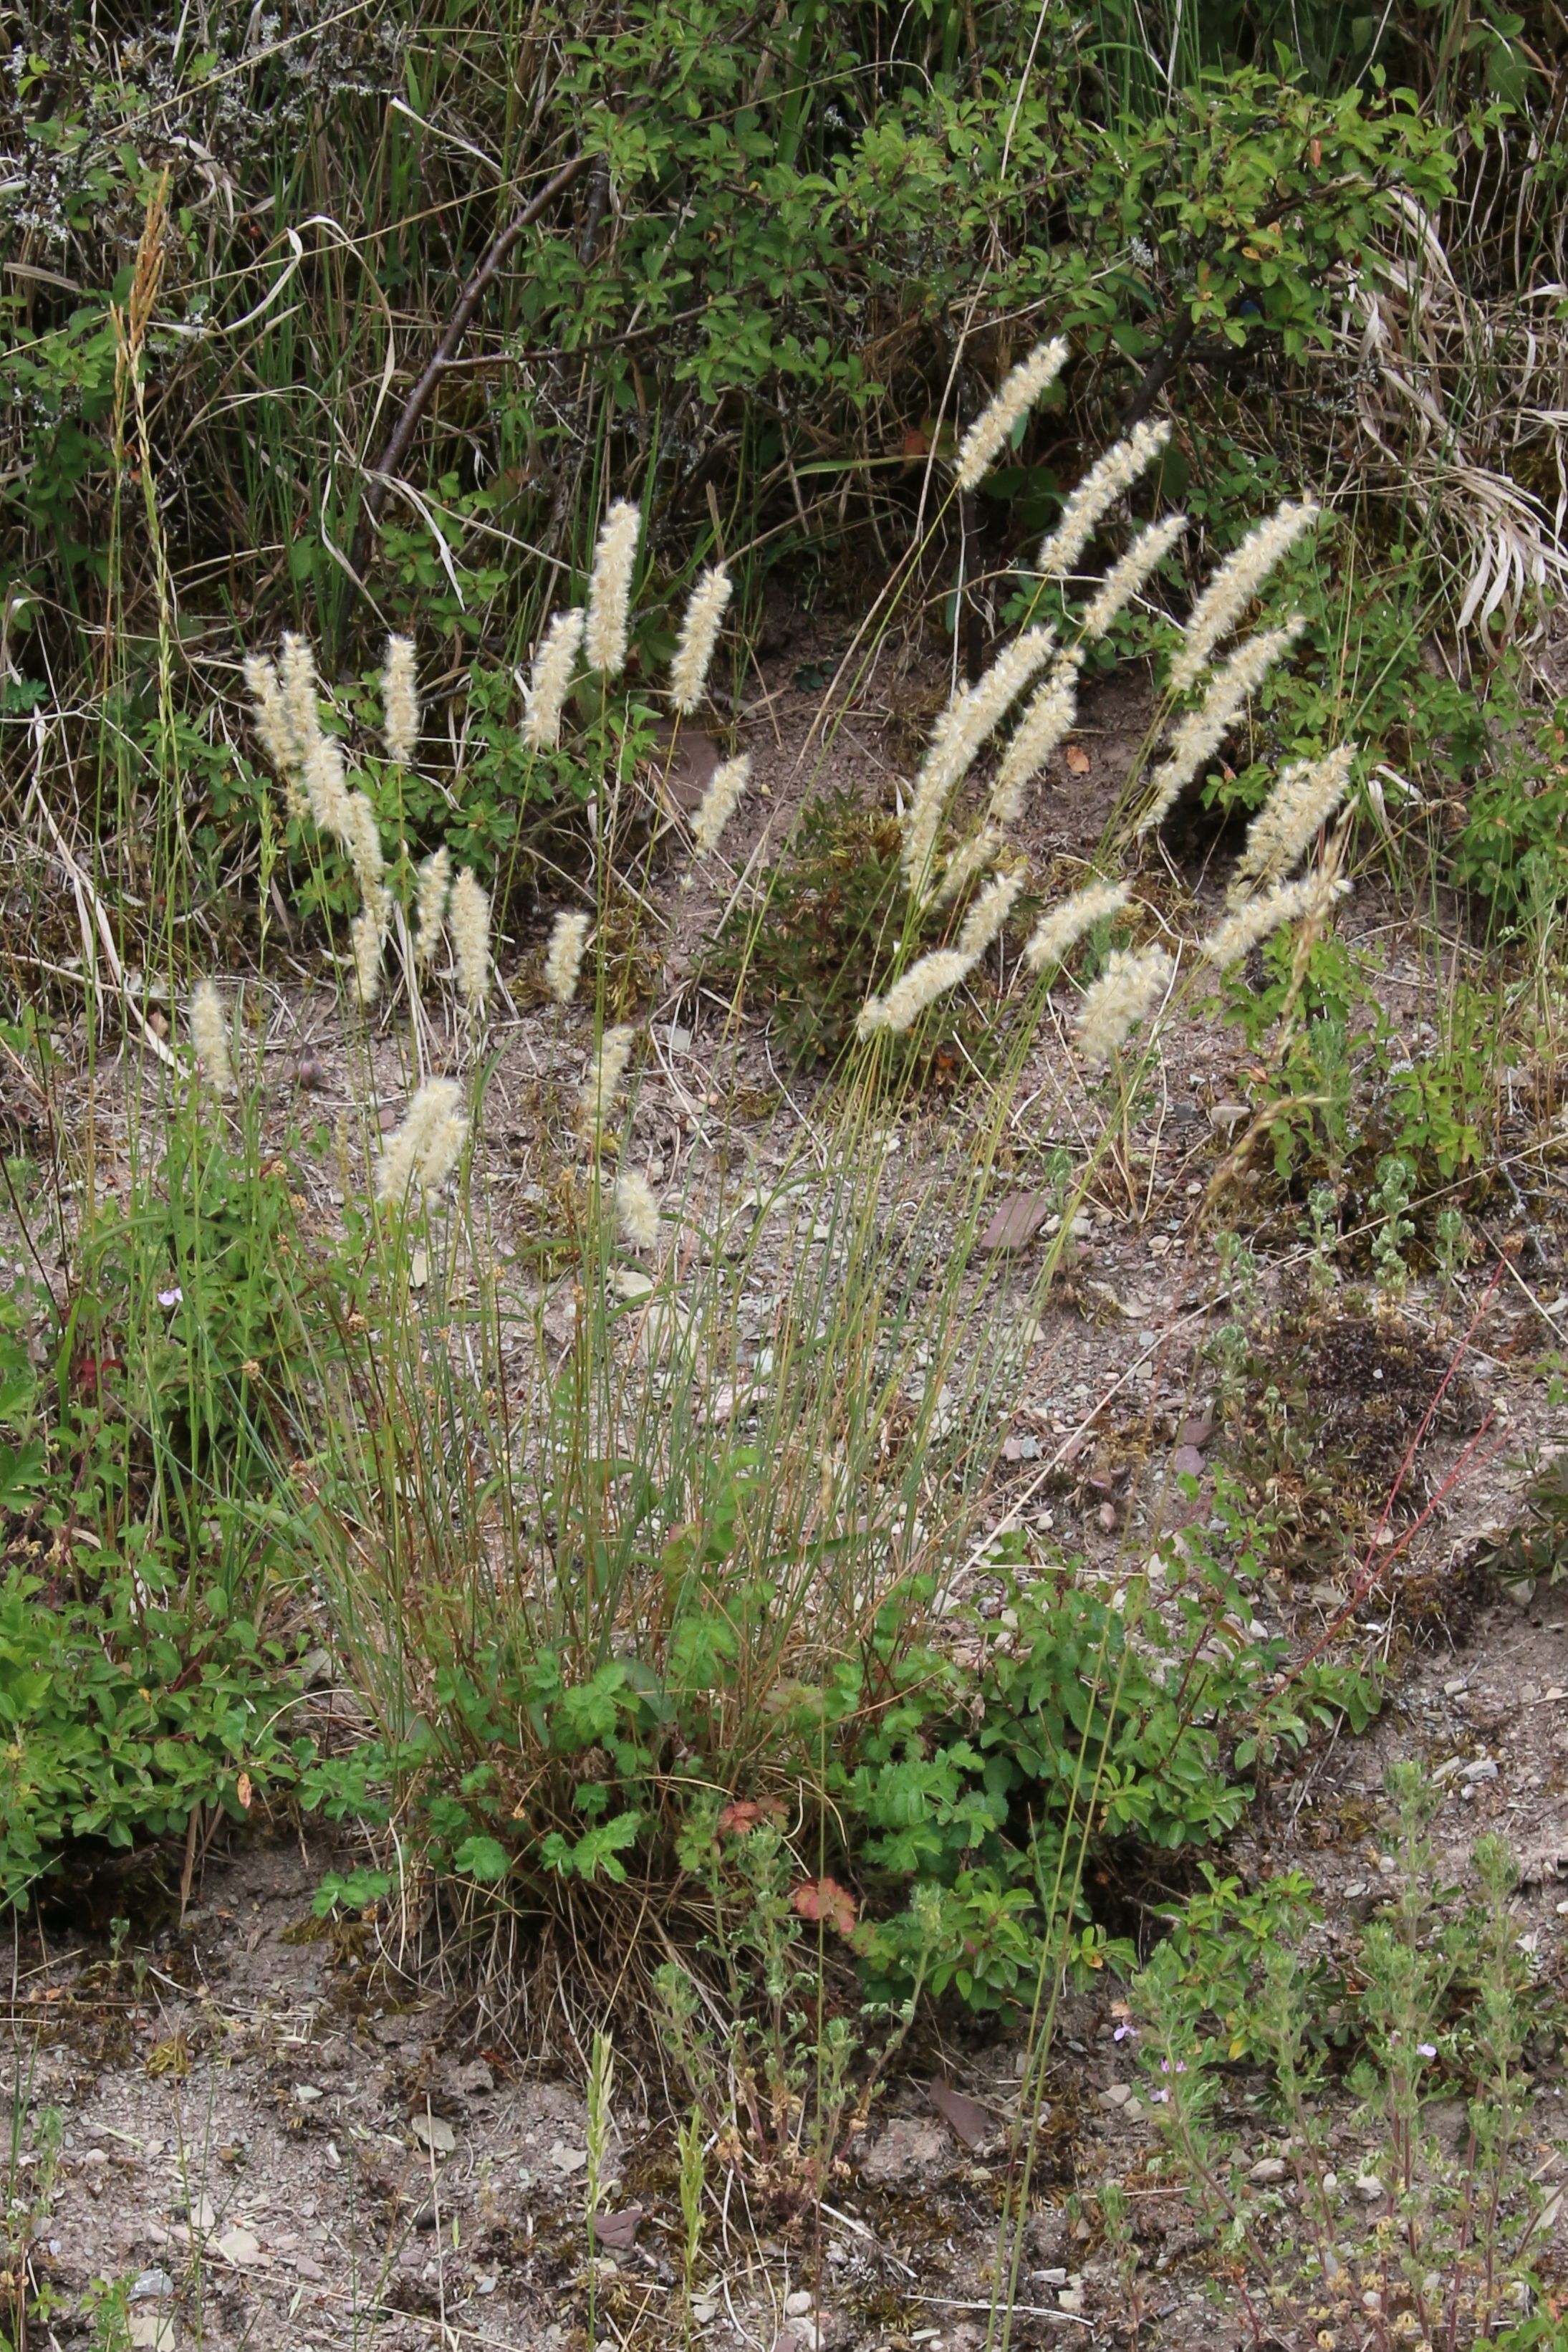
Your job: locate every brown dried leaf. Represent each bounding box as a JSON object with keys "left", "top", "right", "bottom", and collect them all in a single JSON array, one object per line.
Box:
[{"left": 929, "top": 2079, "right": 994, "bottom": 2148}]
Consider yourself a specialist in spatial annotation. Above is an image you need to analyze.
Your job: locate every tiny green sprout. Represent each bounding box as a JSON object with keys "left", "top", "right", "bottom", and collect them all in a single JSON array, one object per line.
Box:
[
  {"left": 1370, "top": 1154, "right": 1415, "bottom": 1302},
  {"left": 1433, "top": 1204, "right": 1472, "bottom": 1292}
]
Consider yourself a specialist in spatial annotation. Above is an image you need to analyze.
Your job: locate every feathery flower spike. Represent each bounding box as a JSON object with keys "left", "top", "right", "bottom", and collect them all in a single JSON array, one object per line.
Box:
[
  {"left": 544, "top": 910, "right": 592, "bottom": 1004},
  {"left": 954, "top": 338, "right": 1069, "bottom": 492},
  {"left": 449, "top": 868, "right": 491, "bottom": 1007},
  {"left": 1230, "top": 744, "right": 1355, "bottom": 895},
  {"left": 691, "top": 754, "right": 751, "bottom": 857},
  {"left": 615, "top": 1168, "right": 661, "bottom": 1250},
  {"left": 988, "top": 653, "right": 1080, "bottom": 829},
  {"left": 188, "top": 979, "right": 233, "bottom": 1094},
  {"left": 521, "top": 609, "right": 585, "bottom": 749},
  {"left": 375, "top": 1078, "right": 464, "bottom": 1204},
  {"left": 351, "top": 901, "right": 387, "bottom": 1006},
  {"left": 418, "top": 1113, "right": 468, "bottom": 1194},
  {"left": 279, "top": 634, "right": 322, "bottom": 764},
  {"left": 934, "top": 826, "right": 1001, "bottom": 906},
  {"left": 302, "top": 730, "right": 352, "bottom": 841},
  {"left": 956, "top": 868, "right": 1024, "bottom": 961},
  {"left": 1082, "top": 513, "right": 1188, "bottom": 640},
  {"left": 901, "top": 627, "right": 1056, "bottom": 893},
  {"left": 585, "top": 500, "right": 642, "bottom": 676},
  {"left": 382, "top": 635, "right": 420, "bottom": 766},
  {"left": 341, "top": 792, "right": 385, "bottom": 902},
  {"left": 668, "top": 565, "right": 733, "bottom": 714},
  {"left": 1170, "top": 501, "right": 1319, "bottom": 693},
  {"left": 578, "top": 1024, "right": 635, "bottom": 1136},
  {"left": 1200, "top": 872, "right": 1350, "bottom": 968},
  {"left": 414, "top": 848, "right": 451, "bottom": 966},
  {"left": 1036, "top": 421, "right": 1170, "bottom": 580},
  {"left": 1024, "top": 880, "right": 1130, "bottom": 974},
  {"left": 1075, "top": 945, "right": 1174, "bottom": 1065},
  {"left": 857, "top": 950, "right": 973, "bottom": 1040},
  {"left": 1138, "top": 620, "right": 1304, "bottom": 835}
]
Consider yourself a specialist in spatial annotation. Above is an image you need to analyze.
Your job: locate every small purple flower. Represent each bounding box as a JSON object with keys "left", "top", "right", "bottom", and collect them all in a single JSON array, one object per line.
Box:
[
  {"left": 1114, "top": 2023, "right": 1136, "bottom": 2042},
  {"left": 1149, "top": 2088, "right": 1169, "bottom": 2104},
  {"left": 1417, "top": 2043, "right": 1437, "bottom": 2059},
  {"left": 158, "top": 1286, "right": 183, "bottom": 1308}
]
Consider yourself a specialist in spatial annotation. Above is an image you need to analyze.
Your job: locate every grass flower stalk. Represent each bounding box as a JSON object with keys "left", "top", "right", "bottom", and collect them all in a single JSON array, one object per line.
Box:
[
  {"left": 188, "top": 979, "right": 233, "bottom": 1093},
  {"left": 691, "top": 754, "right": 751, "bottom": 856},
  {"left": 578, "top": 1024, "right": 635, "bottom": 1138},
  {"left": 1082, "top": 513, "right": 1188, "bottom": 640},
  {"left": 668, "top": 565, "right": 733, "bottom": 713},
  {"left": 615, "top": 1168, "right": 661, "bottom": 1249},
  {"left": 1139, "top": 621, "right": 1304, "bottom": 834},
  {"left": 955, "top": 868, "right": 1024, "bottom": 960},
  {"left": 857, "top": 949, "right": 973, "bottom": 1039},
  {"left": 382, "top": 635, "right": 420, "bottom": 765},
  {"left": 1230, "top": 745, "right": 1355, "bottom": 894},
  {"left": 351, "top": 900, "right": 388, "bottom": 1005},
  {"left": 521, "top": 609, "right": 585, "bottom": 749},
  {"left": 1199, "top": 871, "right": 1351, "bottom": 967},
  {"left": 954, "top": 337, "right": 1069, "bottom": 491},
  {"left": 903, "top": 627, "right": 1056, "bottom": 893},
  {"left": 414, "top": 848, "right": 451, "bottom": 966},
  {"left": 988, "top": 653, "right": 1079, "bottom": 827},
  {"left": 449, "top": 869, "right": 491, "bottom": 1007},
  {"left": 1024, "top": 880, "right": 1130, "bottom": 974},
  {"left": 544, "top": 911, "right": 592, "bottom": 1004},
  {"left": 375, "top": 1077, "right": 466, "bottom": 1204},
  {"left": 585, "top": 500, "right": 642, "bottom": 676},
  {"left": 1035, "top": 421, "right": 1170, "bottom": 580},
  {"left": 1170, "top": 501, "right": 1319, "bottom": 692},
  {"left": 934, "top": 825, "right": 1001, "bottom": 904},
  {"left": 1075, "top": 944, "right": 1173, "bottom": 1064}
]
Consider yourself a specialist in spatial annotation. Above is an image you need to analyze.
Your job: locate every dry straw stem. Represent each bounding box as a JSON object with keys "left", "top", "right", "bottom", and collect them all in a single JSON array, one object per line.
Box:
[
  {"left": 989, "top": 653, "right": 1080, "bottom": 827},
  {"left": 1139, "top": 620, "right": 1304, "bottom": 834},
  {"left": 578, "top": 1024, "right": 635, "bottom": 1137},
  {"left": 188, "top": 979, "right": 233, "bottom": 1093},
  {"left": 1199, "top": 870, "right": 1351, "bottom": 967},
  {"left": 902, "top": 627, "right": 1056, "bottom": 893},
  {"left": 1230, "top": 744, "right": 1355, "bottom": 895},
  {"left": 449, "top": 869, "right": 491, "bottom": 1007},
  {"left": 375, "top": 1077, "right": 466, "bottom": 1204},
  {"left": 1075, "top": 944, "right": 1174, "bottom": 1065},
  {"left": 585, "top": 499, "right": 642, "bottom": 676},
  {"left": 1170, "top": 499, "right": 1319, "bottom": 692},
  {"left": 382, "top": 635, "right": 420, "bottom": 766},
  {"left": 1024, "top": 880, "right": 1130, "bottom": 974},
  {"left": 1082, "top": 513, "right": 1189, "bottom": 640},
  {"left": 544, "top": 909, "right": 592, "bottom": 1004},
  {"left": 522, "top": 609, "right": 586, "bottom": 749},
  {"left": 1035, "top": 420, "right": 1171, "bottom": 580},
  {"left": 953, "top": 337, "right": 1069, "bottom": 491},
  {"left": 668, "top": 565, "right": 734, "bottom": 713},
  {"left": 615, "top": 1168, "right": 661, "bottom": 1250},
  {"left": 691, "top": 754, "right": 751, "bottom": 857},
  {"left": 414, "top": 848, "right": 451, "bottom": 966}
]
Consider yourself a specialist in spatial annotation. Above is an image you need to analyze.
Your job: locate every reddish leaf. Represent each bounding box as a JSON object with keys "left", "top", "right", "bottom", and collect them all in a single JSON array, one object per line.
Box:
[
  {"left": 792, "top": 1876, "right": 857, "bottom": 1936},
  {"left": 901, "top": 426, "right": 931, "bottom": 459},
  {"left": 717, "top": 1797, "right": 784, "bottom": 1838},
  {"left": 929, "top": 2078, "right": 994, "bottom": 2148}
]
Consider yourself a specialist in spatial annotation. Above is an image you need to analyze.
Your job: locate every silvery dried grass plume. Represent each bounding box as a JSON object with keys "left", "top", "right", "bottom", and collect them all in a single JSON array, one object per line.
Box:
[
  {"left": 935, "top": 825, "right": 1001, "bottom": 904},
  {"left": 303, "top": 729, "right": 352, "bottom": 841},
  {"left": 382, "top": 635, "right": 420, "bottom": 766},
  {"left": 544, "top": 909, "right": 592, "bottom": 1004},
  {"left": 449, "top": 868, "right": 491, "bottom": 1007},
  {"left": 857, "top": 949, "right": 973, "bottom": 1040},
  {"left": 243, "top": 655, "right": 298, "bottom": 788},
  {"left": 351, "top": 901, "right": 387, "bottom": 1005},
  {"left": 1139, "top": 620, "right": 1304, "bottom": 834},
  {"left": 1082, "top": 513, "right": 1189, "bottom": 640},
  {"left": 585, "top": 499, "right": 642, "bottom": 676},
  {"left": 1170, "top": 500, "right": 1319, "bottom": 693},
  {"left": 956, "top": 868, "right": 1024, "bottom": 960},
  {"left": 522, "top": 609, "right": 585, "bottom": 749},
  {"left": 1024, "top": 880, "right": 1130, "bottom": 974},
  {"left": 341, "top": 792, "right": 384, "bottom": 901},
  {"left": 668, "top": 565, "right": 733, "bottom": 714},
  {"left": 1036, "top": 421, "right": 1170, "bottom": 580},
  {"left": 375, "top": 1077, "right": 465, "bottom": 1204},
  {"left": 1200, "top": 870, "right": 1351, "bottom": 968},
  {"left": 1075, "top": 944, "right": 1174, "bottom": 1065},
  {"left": 902, "top": 626, "right": 1056, "bottom": 892},
  {"left": 691, "top": 753, "right": 751, "bottom": 857},
  {"left": 188, "top": 979, "right": 233, "bottom": 1093},
  {"left": 579, "top": 1024, "right": 635, "bottom": 1136},
  {"left": 279, "top": 633, "right": 321, "bottom": 761},
  {"left": 954, "top": 337, "right": 1069, "bottom": 491},
  {"left": 988, "top": 653, "right": 1079, "bottom": 828},
  {"left": 615, "top": 1168, "right": 661, "bottom": 1250},
  {"left": 1230, "top": 744, "right": 1355, "bottom": 894},
  {"left": 414, "top": 848, "right": 451, "bottom": 966}
]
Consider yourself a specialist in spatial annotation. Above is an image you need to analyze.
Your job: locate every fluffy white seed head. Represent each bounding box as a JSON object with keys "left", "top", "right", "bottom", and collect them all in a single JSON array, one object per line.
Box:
[
  {"left": 615, "top": 1168, "right": 661, "bottom": 1250},
  {"left": 375, "top": 1077, "right": 464, "bottom": 1204},
  {"left": 341, "top": 791, "right": 385, "bottom": 902},
  {"left": 544, "top": 910, "right": 592, "bottom": 1004},
  {"left": 521, "top": 608, "right": 585, "bottom": 749},
  {"left": 668, "top": 565, "right": 733, "bottom": 713},
  {"left": 691, "top": 754, "right": 751, "bottom": 857},
  {"left": 953, "top": 337, "right": 1069, "bottom": 491},
  {"left": 578, "top": 1024, "right": 635, "bottom": 1136},
  {"left": 956, "top": 868, "right": 1025, "bottom": 961},
  {"left": 1138, "top": 620, "right": 1304, "bottom": 834},
  {"left": 244, "top": 654, "right": 296, "bottom": 774},
  {"left": 901, "top": 628, "right": 1056, "bottom": 894},
  {"left": 188, "top": 979, "right": 233, "bottom": 1094},
  {"left": 857, "top": 949, "right": 973, "bottom": 1040},
  {"left": 934, "top": 826, "right": 1002, "bottom": 905},
  {"left": 1170, "top": 501, "right": 1319, "bottom": 693},
  {"left": 584, "top": 499, "right": 642, "bottom": 676},
  {"left": 1081, "top": 513, "right": 1189, "bottom": 640},
  {"left": 1036, "top": 421, "right": 1170, "bottom": 580},
  {"left": 303, "top": 729, "right": 352, "bottom": 841},
  {"left": 1024, "top": 880, "right": 1130, "bottom": 974},
  {"left": 1230, "top": 745, "right": 1356, "bottom": 895},
  {"left": 382, "top": 635, "right": 420, "bottom": 766},
  {"left": 449, "top": 868, "right": 491, "bottom": 1007},
  {"left": 414, "top": 847, "right": 451, "bottom": 966},
  {"left": 1200, "top": 871, "right": 1351, "bottom": 968},
  {"left": 989, "top": 653, "right": 1080, "bottom": 827},
  {"left": 1075, "top": 944, "right": 1174, "bottom": 1065},
  {"left": 419, "top": 1113, "right": 468, "bottom": 1194},
  {"left": 351, "top": 899, "right": 388, "bottom": 1006},
  {"left": 279, "top": 634, "right": 322, "bottom": 764}
]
